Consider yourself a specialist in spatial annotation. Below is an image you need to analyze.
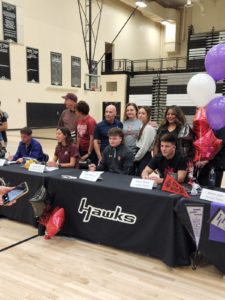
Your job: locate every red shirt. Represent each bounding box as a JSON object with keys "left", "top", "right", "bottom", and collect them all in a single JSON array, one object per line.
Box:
[
  {"left": 77, "top": 115, "right": 96, "bottom": 152},
  {"left": 54, "top": 142, "right": 79, "bottom": 168}
]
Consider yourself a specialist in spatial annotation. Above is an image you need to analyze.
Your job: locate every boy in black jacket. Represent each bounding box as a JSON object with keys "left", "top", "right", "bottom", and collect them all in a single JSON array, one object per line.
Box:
[{"left": 89, "top": 128, "right": 133, "bottom": 175}]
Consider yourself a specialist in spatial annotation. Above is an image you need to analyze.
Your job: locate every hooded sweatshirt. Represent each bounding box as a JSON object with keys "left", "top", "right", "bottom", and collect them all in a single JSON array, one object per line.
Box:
[{"left": 97, "top": 144, "right": 134, "bottom": 175}]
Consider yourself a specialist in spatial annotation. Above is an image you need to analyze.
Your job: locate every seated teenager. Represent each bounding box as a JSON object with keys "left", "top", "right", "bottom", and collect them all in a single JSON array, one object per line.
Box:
[
  {"left": 47, "top": 127, "right": 79, "bottom": 168},
  {"left": 89, "top": 128, "right": 134, "bottom": 175},
  {"left": 9, "top": 127, "right": 44, "bottom": 163},
  {"left": 142, "top": 133, "right": 187, "bottom": 184}
]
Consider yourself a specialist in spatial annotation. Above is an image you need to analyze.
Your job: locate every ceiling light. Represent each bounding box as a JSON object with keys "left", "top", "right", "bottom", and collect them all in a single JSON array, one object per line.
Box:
[
  {"left": 160, "top": 19, "right": 174, "bottom": 26},
  {"left": 185, "top": 0, "right": 194, "bottom": 7},
  {"left": 160, "top": 20, "right": 170, "bottom": 26},
  {"left": 135, "top": 0, "right": 147, "bottom": 8}
]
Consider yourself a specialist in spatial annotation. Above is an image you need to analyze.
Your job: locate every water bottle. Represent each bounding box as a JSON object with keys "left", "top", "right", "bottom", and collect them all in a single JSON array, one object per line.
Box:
[{"left": 208, "top": 167, "right": 216, "bottom": 189}]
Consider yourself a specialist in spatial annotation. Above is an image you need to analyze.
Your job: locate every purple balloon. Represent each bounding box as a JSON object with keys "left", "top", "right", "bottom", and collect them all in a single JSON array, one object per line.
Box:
[
  {"left": 206, "top": 96, "right": 225, "bottom": 130},
  {"left": 205, "top": 44, "right": 225, "bottom": 81}
]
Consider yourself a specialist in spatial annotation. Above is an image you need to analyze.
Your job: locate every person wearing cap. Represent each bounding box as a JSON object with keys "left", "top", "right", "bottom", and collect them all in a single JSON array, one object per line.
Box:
[{"left": 58, "top": 93, "right": 78, "bottom": 140}]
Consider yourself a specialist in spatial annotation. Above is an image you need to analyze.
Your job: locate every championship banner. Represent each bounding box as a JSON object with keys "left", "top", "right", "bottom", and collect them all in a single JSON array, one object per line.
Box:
[
  {"left": 161, "top": 174, "right": 190, "bottom": 198},
  {"left": 186, "top": 206, "right": 204, "bottom": 248},
  {"left": 209, "top": 202, "right": 225, "bottom": 244}
]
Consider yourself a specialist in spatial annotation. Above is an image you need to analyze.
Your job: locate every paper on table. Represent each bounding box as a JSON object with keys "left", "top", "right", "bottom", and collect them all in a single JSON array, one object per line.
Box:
[
  {"left": 45, "top": 166, "right": 59, "bottom": 172},
  {"left": 79, "top": 171, "right": 104, "bottom": 182},
  {"left": 0, "top": 159, "right": 6, "bottom": 166},
  {"left": 130, "top": 178, "right": 154, "bottom": 190},
  {"left": 6, "top": 160, "right": 17, "bottom": 165},
  {"left": 200, "top": 188, "right": 225, "bottom": 205}
]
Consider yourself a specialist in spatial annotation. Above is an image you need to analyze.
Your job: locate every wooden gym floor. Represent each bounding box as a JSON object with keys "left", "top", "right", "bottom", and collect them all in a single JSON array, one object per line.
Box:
[{"left": 0, "top": 130, "right": 224, "bottom": 300}]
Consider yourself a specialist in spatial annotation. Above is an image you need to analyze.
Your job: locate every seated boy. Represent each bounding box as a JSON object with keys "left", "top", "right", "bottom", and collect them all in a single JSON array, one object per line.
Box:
[
  {"left": 89, "top": 128, "right": 133, "bottom": 175},
  {"left": 9, "top": 127, "right": 44, "bottom": 163},
  {"left": 142, "top": 133, "right": 187, "bottom": 184}
]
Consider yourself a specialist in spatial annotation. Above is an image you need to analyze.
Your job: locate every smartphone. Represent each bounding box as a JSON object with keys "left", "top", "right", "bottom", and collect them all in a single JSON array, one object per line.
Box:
[{"left": 2, "top": 182, "right": 29, "bottom": 205}]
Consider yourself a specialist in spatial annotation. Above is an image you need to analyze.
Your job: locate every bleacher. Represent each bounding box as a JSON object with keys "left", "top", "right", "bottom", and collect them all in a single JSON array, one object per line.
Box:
[{"left": 101, "top": 26, "right": 225, "bottom": 123}]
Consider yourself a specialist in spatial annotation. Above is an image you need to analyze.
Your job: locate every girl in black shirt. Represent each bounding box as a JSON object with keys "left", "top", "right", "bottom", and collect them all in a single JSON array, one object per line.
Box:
[{"left": 153, "top": 105, "right": 194, "bottom": 160}]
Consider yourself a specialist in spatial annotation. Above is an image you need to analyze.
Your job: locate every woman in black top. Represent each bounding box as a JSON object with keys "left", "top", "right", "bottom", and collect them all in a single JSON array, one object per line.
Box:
[{"left": 153, "top": 105, "right": 194, "bottom": 160}]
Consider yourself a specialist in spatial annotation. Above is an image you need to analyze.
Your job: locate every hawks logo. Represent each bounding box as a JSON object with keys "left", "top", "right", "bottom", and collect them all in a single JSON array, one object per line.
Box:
[{"left": 78, "top": 197, "right": 137, "bottom": 224}]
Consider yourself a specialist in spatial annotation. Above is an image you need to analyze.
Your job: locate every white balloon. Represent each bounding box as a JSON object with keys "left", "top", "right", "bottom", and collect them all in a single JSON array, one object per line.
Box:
[{"left": 187, "top": 73, "right": 216, "bottom": 107}]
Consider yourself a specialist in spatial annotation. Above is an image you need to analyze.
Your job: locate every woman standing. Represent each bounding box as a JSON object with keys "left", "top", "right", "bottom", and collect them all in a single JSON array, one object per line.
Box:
[
  {"left": 47, "top": 127, "right": 79, "bottom": 168},
  {"left": 153, "top": 105, "right": 194, "bottom": 160},
  {"left": 123, "top": 103, "right": 142, "bottom": 155},
  {"left": 134, "top": 106, "right": 156, "bottom": 176}
]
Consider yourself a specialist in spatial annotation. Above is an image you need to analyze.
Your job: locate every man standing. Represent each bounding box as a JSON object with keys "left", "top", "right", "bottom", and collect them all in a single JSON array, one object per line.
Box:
[
  {"left": 58, "top": 93, "right": 77, "bottom": 140},
  {"left": 76, "top": 101, "right": 96, "bottom": 163},
  {"left": 94, "top": 104, "right": 123, "bottom": 162},
  {"left": 142, "top": 133, "right": 187, "bottom": 184}
]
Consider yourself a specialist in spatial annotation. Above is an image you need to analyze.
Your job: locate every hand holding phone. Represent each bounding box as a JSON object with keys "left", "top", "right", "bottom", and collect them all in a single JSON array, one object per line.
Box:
[
  {"left": 0, "top": 186, "right": 13, "bottom": 206},
  {"left": 2, "top": 182, "right": 29, "bottom": 206}
]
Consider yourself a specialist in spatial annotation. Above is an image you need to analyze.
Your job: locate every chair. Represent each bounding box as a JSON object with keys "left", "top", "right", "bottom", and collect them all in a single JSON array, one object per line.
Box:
[{"left": 42, "top": 153, "right": 49, "bottom": 163}]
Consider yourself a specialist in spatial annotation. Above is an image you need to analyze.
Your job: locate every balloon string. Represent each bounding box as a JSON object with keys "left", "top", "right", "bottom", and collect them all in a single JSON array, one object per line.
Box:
[{"left": 199, "top": 112, "right": 202, "bottom": 164}]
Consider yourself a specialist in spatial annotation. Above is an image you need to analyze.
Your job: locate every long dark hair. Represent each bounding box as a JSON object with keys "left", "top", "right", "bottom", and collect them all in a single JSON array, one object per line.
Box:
[
  {"left": 138, "top": 106, "right": 151, "bottom": 140},
  {"left": 56, "top": 127, "right": 72, "bottom": 147},
  {"left": 123, "top": 103, "right": 138, "bottom": 121},
  {"left": 160, "top": 105, "right": 186, "bottom": 130}
]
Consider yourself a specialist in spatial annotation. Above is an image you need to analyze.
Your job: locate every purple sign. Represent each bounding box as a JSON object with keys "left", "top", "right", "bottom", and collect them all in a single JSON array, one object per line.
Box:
[{"left": 209, "top": 202, "right": 225, "bottom": 243}]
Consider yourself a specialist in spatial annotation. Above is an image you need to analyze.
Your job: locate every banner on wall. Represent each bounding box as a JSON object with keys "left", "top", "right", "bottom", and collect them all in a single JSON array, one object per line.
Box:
[
  {"left": 2, "top": 2, "right": 17, "bottom": 42},
  {"left": 0, "top": 41, "right": 10, "bottom": 80},
  {"left": 209, "top": 202, "right": 225, "bottom": 244},
  {"left": 51, "top": 52, "right": 62, "bottom": 86},
  {"left": 186, "top": 205, "right": 204, "bottom": 248},
  {"left": 26, "top": 47, "right": 39, "bottom": 83},
  {"left": 71, "top": 56, "right": 81, "bottom": 87}
]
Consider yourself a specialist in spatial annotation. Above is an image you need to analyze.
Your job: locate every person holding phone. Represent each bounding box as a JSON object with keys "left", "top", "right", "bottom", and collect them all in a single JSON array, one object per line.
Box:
[
  {"left": 0, "top": 186, "right": 15, "bottom": 206},
  {"left": 0, "top": 182, "right": 29, "bottom": 207}
]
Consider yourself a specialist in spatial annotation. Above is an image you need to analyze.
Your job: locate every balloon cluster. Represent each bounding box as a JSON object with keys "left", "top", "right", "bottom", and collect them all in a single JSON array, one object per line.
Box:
[
  {"left": 187, "top": 44, "right": 225, "bottom": 163},
  {"left": 187, "top": 43, "right": 225, "bottom": 130},
  {"left": 193, "top": 107, "right": 222, "bottom": 162}
]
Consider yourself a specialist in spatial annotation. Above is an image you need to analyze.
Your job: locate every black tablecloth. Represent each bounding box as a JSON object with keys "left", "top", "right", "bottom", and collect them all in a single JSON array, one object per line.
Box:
[
  {"left": 0, "top": 165, "right": 67, "bottom": 225},
  {"left": 47, "top": 170, "right": 193, "bottom": 267},
  {"left": 175, "top": 196, "right": 225, "bottom": 274},
  {"left": 0, "top": 165, "right": 193, "bottom": 268}
]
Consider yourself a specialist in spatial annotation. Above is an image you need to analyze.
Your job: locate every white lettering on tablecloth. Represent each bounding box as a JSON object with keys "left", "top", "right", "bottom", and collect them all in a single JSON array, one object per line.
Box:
[{"left": 78, "top": 197, "right": 137, "bottom": 224}]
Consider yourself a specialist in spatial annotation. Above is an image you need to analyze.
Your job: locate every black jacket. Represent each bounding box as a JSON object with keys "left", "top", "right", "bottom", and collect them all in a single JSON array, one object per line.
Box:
[{"left": 97, "top": 144, "right": 134, "bottom": 175}]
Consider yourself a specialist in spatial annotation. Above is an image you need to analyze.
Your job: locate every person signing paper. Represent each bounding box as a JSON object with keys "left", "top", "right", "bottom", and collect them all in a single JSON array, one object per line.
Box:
[{"left": 142, "top": 133, "right": 187, "bottom": 184}]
